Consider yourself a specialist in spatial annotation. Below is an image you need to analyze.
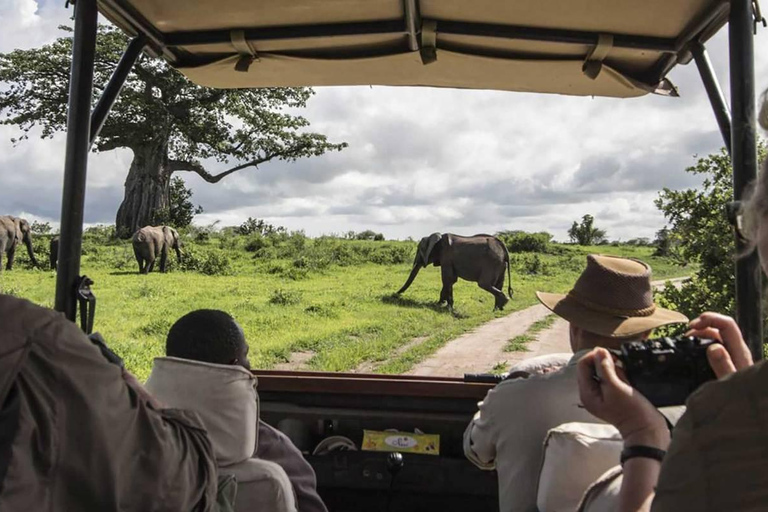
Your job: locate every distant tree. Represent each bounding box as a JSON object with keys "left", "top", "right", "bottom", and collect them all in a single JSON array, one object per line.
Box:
[
  {"left": 354, "top": 229, "right": 384, "bottom": 241},
  {"left": 153, "top": 176, "right": 203, "bottom": 229},
  {"left": 236, "top": 217, "right": 285, "bottom": 236},
  {"left": 568, "top": 214, "right": 607, "bottom": 245},
  {"left": 653, "top": 226, "right": 676, "bottom": 257},
  {"left": 654, "top": 146, "right": 766, "bottom": 321},
  {"left": 30, "top": 220, "right": 53, "bottom": 235},
  {"left": 625, "top": 237, "right": 651, "bottom": 246},
  {"left": 0, "top": 25, "right": 346, "bottom": 237}
]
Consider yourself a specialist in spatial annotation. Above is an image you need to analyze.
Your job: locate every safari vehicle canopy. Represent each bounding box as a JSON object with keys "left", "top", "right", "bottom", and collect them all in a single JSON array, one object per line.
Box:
[{"left": 52, "top": 0, "right": 763, "bottom": 509}]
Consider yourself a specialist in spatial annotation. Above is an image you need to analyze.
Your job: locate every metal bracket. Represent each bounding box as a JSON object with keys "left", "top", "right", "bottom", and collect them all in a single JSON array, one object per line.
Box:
[
  {"left": 753, "top": 0, "right": 767, "bottom": 33},
  {"left": 76, "top": 275, "right": 96, "bottom": 334}
]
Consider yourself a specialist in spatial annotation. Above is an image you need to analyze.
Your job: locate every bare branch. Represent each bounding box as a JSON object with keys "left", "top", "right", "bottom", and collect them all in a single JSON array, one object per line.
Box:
[{"left": 168, "top": 154, "right": 278, "bottom": 183}]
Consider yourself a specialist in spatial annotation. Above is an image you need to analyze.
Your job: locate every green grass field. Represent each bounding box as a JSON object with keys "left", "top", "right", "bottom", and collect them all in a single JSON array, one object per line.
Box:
[{"left": 1, "top": 234, "right": 690, "bottom": 381}]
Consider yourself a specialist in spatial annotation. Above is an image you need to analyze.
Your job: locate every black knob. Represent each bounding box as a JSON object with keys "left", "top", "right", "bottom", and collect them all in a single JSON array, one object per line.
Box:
[{"left": 386, "top": 452, "right": 404, "bottom": 476}]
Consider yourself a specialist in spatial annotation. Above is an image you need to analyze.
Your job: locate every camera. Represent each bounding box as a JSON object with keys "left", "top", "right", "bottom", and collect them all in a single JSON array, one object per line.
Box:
[{"left": 612, "top": 336, "right": 720, "bottom": 407}]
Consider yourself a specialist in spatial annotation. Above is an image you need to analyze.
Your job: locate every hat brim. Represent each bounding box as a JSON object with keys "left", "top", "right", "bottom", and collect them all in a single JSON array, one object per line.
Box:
[{"left": 536, "top": 291, "right": 689, "bottom": 338}]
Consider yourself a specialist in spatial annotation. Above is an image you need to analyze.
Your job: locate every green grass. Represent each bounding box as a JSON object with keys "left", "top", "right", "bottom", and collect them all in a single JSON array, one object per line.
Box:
[
  {"left": 1, "top": 238, "right": 690, "bottom": 381},
  {"left": 503, "top": 314, "right": 558, "bottom": 352}
]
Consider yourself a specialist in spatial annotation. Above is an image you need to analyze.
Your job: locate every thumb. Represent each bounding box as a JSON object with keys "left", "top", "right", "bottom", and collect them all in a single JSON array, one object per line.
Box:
[
  {"left": 707, "top": 344, "right": 737, "bottom": 379},
  {"left": 595, "top": 349, "right": 627, "bottom": 390}
]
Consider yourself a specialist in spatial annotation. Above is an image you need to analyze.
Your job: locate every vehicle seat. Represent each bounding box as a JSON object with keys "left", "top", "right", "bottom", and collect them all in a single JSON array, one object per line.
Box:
[
  {"left": 577, "top": 466, "right": 622, "bottom": 512},
  {"left": 146, "top": 357, "right": 297, "bottom": 512},
  {"left": 535, "top": 422, "right": 622, "bottom": 512}
]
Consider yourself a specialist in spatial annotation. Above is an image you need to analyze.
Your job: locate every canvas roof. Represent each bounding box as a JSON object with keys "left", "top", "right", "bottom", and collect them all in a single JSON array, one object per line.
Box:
[{"left": 97, "top": 0, "right": 731, "bottom": 98}]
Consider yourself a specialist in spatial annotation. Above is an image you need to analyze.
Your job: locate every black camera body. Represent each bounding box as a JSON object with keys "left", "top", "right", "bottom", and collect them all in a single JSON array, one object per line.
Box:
[{"left": 614, "top": 336, "right": 720, "bottom": 407}]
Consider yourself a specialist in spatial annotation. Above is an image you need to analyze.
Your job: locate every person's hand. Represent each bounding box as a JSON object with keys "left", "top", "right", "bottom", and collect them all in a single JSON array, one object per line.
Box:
[
  {"left": 686, "top": 312, "right": 753, "bottom": 378},
  {"left": 577, "top": 348, "right": 670, "bottom": 448},
  {"left": 122, "top": 369, "right": 165, "bottom": 410}
]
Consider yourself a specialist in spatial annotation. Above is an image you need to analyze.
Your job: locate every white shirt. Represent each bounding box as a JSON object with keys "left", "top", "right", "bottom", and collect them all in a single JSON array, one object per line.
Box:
[{"left": 464, "top": 351, "right": 602, "bottom": 512}]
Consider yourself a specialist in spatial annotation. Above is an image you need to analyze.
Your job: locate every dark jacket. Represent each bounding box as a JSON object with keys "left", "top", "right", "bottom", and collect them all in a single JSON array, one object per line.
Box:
[{"left": 0, "top": 295, "right": 219, "bottom": 511}]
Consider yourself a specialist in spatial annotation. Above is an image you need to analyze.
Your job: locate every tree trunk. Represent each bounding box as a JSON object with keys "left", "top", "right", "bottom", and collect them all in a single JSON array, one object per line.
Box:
[{"left": 115, "top": 139, "right": 171, "bottom": 238}]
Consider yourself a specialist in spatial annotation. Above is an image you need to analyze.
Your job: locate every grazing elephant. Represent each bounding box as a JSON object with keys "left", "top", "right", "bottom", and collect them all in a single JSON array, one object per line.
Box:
[
  {"left": 396, "top": 233, "right": 513, "bottom": 310},
  {"left": 132, "top": 226, "right": 182, "bottom": 274},
  {"left": 0, "top": 215, "right": 39, "bottom": 271},
  {"left": 50, "top": 236, "right": 59, "bottom": 270}
]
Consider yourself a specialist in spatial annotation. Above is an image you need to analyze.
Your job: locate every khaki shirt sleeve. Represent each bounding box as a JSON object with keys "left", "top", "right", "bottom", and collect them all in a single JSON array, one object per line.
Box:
[{"left": 464, "top": 394, "right": 498, "bottom": 470}]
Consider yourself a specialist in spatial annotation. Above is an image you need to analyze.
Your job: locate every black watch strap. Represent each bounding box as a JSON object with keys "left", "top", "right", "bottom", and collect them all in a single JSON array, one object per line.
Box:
[{"left": 620, "top": 445, "right": 666, "bottom": 465}]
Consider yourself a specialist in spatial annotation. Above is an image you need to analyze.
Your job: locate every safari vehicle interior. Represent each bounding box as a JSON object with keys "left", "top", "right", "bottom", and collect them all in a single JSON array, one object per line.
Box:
[{"left": 51, "top": 0, "right": 762, "bottom": 510}]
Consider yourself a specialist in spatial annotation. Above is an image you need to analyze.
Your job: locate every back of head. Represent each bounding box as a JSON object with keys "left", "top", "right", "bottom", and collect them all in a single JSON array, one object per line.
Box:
[{"left": 166, "top": 309, "right": 244, "bottom": 366}]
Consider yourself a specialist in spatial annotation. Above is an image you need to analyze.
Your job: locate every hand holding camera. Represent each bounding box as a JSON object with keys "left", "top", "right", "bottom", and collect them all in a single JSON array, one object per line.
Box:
[{"left": 577, "top": 312, "right": 754, "bottom": 449}]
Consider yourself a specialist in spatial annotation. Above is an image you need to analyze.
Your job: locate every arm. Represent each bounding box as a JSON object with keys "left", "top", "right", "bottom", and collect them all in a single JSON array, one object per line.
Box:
[
  {"left": 577, "top": 348, "right": 669, "bottom": 512},
  {"left": 463, "top": 396, "right": 498, "bottom": 469},
  {"left": 578, "top": 314, "right": 754, "bottom": 512}
]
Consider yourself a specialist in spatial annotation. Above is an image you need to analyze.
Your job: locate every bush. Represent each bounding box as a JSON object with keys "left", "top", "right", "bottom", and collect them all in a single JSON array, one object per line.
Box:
[
  {"left": 269, "top": 288, "right": 301, "bottom": 306},
  {"left": 175, "top": 247, "right": 231, "bottom": 275},
  {"left": 237, "top": 217, "right": 286, "bottom": 236},
  {"left": 497, "top": 230, "right": 552, "bottom": 253}
]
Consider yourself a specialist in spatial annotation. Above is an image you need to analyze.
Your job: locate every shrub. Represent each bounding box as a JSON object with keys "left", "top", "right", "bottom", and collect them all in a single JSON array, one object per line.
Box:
[
  {"left": 237, "top": 217, "right": 286, "bottom": 236},
  {"left": 269, "top": 288, "right": 301, "bottom": 306},
  {"left": 175, "top": 247, "right": 231, "bottom": 275},
  {"left": 497, "top": 230, "right": 552, "bottom": 253}
]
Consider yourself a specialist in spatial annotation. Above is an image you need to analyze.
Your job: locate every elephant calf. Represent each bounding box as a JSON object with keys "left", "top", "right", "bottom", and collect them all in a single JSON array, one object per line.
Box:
[
  {"left": 396, "top": 232, "right": 513, "bottom": 311},
  {"left": 0, "top": 215, "right": 40, "bottom": 272},
  {"left": 132, "top": 226, "right": 182, "bottom": 274}
]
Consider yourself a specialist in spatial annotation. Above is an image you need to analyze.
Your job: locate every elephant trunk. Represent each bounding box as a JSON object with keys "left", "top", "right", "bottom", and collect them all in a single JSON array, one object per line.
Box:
[
  {"left": 24, "top": 233, "right": 39, "bottom": 267},
  {"left": 396, "top": 263, "right": 422, "bottom": 295},
  {"left": 174, "top": 245, "right": 182, "bottom": 264}
]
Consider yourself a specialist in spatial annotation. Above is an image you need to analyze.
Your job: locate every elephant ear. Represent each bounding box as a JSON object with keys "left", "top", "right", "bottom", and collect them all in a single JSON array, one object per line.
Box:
[
  {"left": 12, "top": 218, "right": 22, "bottom": 243},
  {"left": 162, "top": 226, "right": 173, "bottom": 244},
  {"left": 422, "top": 232, "right": 442, "bottom": 266}
]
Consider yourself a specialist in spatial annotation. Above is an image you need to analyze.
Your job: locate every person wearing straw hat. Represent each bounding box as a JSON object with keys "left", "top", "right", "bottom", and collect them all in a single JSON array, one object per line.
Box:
[{"left": 463, "top": 254, "right": 688, "bottom": 512}]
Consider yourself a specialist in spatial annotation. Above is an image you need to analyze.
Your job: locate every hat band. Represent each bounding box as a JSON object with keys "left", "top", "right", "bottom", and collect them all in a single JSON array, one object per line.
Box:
[{"left": 567, "top": 290, "right": 657, "bottom": 318}]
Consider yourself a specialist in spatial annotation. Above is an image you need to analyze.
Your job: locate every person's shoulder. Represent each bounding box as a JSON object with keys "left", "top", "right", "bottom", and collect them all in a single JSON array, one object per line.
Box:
[{"left": 490, "top": 365, "right": 571, "bottom": 397}]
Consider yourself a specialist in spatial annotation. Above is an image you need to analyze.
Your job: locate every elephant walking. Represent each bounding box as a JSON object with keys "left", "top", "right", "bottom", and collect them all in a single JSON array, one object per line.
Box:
[
  {"left": 396, "top": 233, "right": 513, "bottom": 310},
  {"left": 132, "top": 226, "right": 181, "bottom": 274},
  {"left": 0, "top": 215, "right": 39, "bottom": 272}
]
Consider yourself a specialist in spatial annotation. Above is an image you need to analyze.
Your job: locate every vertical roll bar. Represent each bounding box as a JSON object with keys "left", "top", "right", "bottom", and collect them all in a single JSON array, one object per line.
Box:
[
  {"left": 691, "top": 42, "right": 732, "bottom": 154},
  {"left": 55, "top": 0, "right": 98, "bottom": 319},
  {"left": 730, "top": 0, "right": 763, "bottom": 360}
]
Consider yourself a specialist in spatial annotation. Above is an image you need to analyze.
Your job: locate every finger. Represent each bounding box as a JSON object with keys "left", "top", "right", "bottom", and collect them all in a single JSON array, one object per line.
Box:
[
  {"left": 706, "top": 344, "right": 737, "bottom": 379},
  {"left": 684, "top": 327, "right": 722, "bottom": 342},
  {"left": 689, "top": 313, "right": 753, "bottom": 370},
  {"left": 577, "top": 350, "right": 603, "bottom": 404}
]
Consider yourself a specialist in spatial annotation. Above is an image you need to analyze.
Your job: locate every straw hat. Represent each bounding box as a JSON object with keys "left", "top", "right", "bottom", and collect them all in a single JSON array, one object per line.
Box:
[{"left": 536, "top": 254, "right": 688, "bottom": 337}]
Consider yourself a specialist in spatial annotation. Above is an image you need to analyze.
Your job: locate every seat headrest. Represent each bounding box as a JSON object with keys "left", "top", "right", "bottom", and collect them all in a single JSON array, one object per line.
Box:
[
  {"left": 145, "top": 357, "right": 259, "bottom": 466},
  {"left": 536, "top": 422, "right": 622, "bottom": 512}
]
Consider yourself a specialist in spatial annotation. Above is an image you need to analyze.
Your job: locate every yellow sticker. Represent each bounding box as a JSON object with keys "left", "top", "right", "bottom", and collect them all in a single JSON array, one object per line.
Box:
[{"left": 361, "top": 430, "right": 440, "bottom": 456}]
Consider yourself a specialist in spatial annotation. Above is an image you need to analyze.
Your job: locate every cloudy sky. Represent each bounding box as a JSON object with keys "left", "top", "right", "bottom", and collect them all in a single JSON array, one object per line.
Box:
[{"left": 2, "top": 0, "right": 767, "bottom": 241}]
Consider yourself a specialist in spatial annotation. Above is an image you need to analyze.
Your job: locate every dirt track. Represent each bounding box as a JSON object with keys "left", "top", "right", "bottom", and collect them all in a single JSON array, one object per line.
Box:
[
  {"left": 275, "top": 277, "right": 689, "bottom": 375},
  {"left": 404, "top": 277, "right": 689, "bottom": 377}
]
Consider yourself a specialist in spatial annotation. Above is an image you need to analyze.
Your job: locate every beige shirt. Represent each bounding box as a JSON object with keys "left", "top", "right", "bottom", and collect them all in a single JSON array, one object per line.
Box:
[{"left": 464, "top": 351, "right": 602, "bottom": 512}]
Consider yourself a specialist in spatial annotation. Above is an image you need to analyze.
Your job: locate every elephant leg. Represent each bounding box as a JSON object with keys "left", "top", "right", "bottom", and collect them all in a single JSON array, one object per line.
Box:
[
  {"left": 478, "top": 281, "right": 508, "bottom": 311},
  {"left": 441, "top": 267, "right": 458, "bottom": 308},
  {"left": 6, "top": 244, "right": 16, "bottom": 271},
  {"left": 159, "top": 248, "right": 168, "bottom": 273},
  {"left": 146, "top": 257, "right": 156, "bottom": 273}
]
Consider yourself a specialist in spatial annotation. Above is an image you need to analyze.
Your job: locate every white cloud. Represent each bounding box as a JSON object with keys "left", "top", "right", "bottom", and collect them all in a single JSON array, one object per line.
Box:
[{"left": 1, "top": 7, "right": 767, "bottom": 242}]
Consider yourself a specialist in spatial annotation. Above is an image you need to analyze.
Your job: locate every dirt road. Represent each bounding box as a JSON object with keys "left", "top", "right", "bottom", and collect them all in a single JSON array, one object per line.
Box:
[{"left": 404, "top": 277, "right": 688, "bottom": 377}]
